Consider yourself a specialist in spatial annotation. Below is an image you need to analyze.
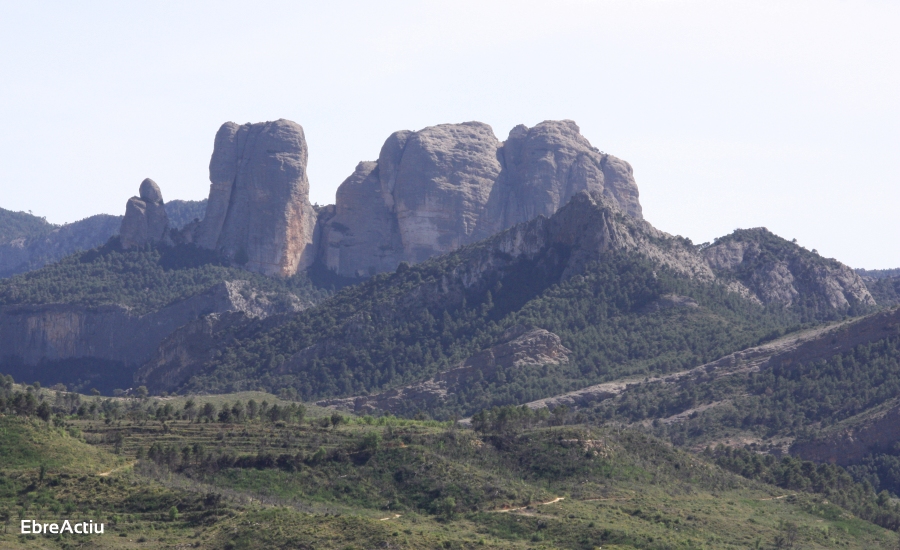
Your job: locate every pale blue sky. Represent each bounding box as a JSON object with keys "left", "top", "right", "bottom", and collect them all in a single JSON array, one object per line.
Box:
[{"left": 1, "top": 1, "right": 897, "bottom": 268}]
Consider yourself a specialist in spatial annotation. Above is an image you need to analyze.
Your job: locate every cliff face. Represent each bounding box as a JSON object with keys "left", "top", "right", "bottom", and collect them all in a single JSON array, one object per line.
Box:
[
  {"left": 319, "top": 120, "right": 643, "bottom": 278},
  {"left": 0, "top": 280, "right": 308, "bottom": 390},
  {"left": 196, "top": 120, "right": 318, "bottom": 277}
]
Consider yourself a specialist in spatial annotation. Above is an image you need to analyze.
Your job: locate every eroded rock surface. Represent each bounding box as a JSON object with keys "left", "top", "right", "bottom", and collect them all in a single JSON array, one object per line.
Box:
[
  {"left": 196, "top": 119, "right": 317, "bottom": 276},
  {"left": 0, "top": 279, "right": 311, "bottom": 391},
  {"left": 703, "top": 228, "right": 874, "bottom": 310},
  {"left": 319, "top": 120, "right": 643, "bottom": 278},
  {"left": 119, "top": 178, "right": 170, "bottom": 249}
]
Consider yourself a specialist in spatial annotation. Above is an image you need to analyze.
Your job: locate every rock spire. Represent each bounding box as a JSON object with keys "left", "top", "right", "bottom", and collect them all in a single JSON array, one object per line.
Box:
[
  {"left": 119, "top": 178, "right": 169, "bottom": 249},
  {"left": 195, "top": 119, "right": 317, "bottom": 277}
]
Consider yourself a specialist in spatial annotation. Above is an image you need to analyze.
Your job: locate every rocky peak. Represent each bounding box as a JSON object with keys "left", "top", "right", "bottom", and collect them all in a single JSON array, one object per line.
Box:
[
  {"left": 139, "top": 178, "right": 164, "bottom": 204},
  {"left": 119, "top": 178, "right": 169, "bottom": 249},
  {"left": 195, "top": 119, "right": 317, "bottom": 277},
  {"left": 487, "top": 120, "right": 642, "bottom": 235},
  {"left": 319, "top": 120, "right": 643, "bottom": 278},
  {"left": 702, "top": 227, "right": 875, "bottom": 311}
]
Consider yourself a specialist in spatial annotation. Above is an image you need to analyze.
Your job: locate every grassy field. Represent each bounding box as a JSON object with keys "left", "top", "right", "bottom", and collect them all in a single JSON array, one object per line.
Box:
[{"left": 2, "top": 390, "right": 899, "bottom": 548}]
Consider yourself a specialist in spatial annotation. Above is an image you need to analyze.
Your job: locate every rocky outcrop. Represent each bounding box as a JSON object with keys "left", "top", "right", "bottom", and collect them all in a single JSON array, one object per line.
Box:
[
  {"left": 196, "top": 120, "right": 317, "bottom": 277},
  {"left": 0, "top": 280, "right": 310, "bottom": 391},
  {"left": 319, "top": 120, "right": 642, "bottom": 278},
  {"left": 119, "top": 178, "right": 170, "bottom": 249},
  {"left": 317, "top": 325, "right": 570, "bottom": 414},
  {"left": 703, "top": 228, "right": 875, "bottom": 311},
  {"left": 133, "top": 311, "right": 254, "bottom": 392},
  {"left": 479, "top": 120, "right": 642, "bottom": 238}
]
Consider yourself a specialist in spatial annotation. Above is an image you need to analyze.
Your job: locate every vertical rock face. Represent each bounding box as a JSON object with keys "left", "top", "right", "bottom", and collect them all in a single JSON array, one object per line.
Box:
[
  {"left": 393, "top": 122, "right": 502, "bottom": 262},
  {"left": 119, "top": 178, "right": 169, "bottom": 249},
  {"left": 319, "top": 120, "right": 643, "bottom": 278},
  {"left": 480, "top": 120, "right": 641, "bottom": 238},
  {"left": 196, "top": 119, "right": 317, "bottom": 277},
  {"left": 320, "top": 161, "right": 403, "bottom": 277}
]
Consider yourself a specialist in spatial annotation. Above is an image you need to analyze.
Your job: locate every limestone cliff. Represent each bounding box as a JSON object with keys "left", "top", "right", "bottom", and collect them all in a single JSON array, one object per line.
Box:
[
  {"left": 0, "top": 280, "right": 309, "bottom": 391},
  {"left": 196, "top": 120, "right": 317, "bottom": 277},
  {"left": 319, "top": 120, "right": 643, "bottom": 278}
]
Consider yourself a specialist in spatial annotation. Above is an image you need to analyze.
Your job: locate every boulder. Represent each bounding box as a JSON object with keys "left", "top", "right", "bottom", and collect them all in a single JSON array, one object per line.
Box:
[
  {"left": 119, "top": 178, "right": 169, "bottom": 249},
  {"left": 196, "top": 119, "right": 317, "bottom": 277}
]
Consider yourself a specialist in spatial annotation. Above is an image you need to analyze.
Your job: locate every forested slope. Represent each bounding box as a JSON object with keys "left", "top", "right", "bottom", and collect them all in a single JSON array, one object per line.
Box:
[{"left": 171, "top": 194, "right": 858, "bottom": 417}]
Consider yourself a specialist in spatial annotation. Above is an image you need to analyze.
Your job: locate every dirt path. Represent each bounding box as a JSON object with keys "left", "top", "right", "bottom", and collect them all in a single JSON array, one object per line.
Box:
[
  {"left": 519, "top": 315, "right": 868, "bottom": 413},
  {"left": 98, "top": 461, "right": 136, "bottom": 477},
  {"left": 493, "top": 497, "right": 565, "bottom": 513}
]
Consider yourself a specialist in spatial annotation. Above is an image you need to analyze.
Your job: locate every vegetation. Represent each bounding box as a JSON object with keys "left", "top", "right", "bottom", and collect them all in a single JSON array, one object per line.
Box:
[
  {"left": 597, "top": 329, "right": 900, "bottom": 446},
  {"left": 0, "top": 239, "right": 328, "bottom": 315},
  {"left": 708, "top": 445, "right": 900, "bottom": 531},
  {"left": 182, "top": 250, "right": 816, "bottom": 417},
  {"left": 707, "top": 228, "right": 875, "bottom": 321},
  {"left": 0, "top": 207, "right": 54, "bottom": 243},
  {"left": 864, "top": 276, "right": 900, "bottom": 307},
  {"left": 164, "top": 199, "right": 207, "bottom": 229},
  {"left": 2, "top": 385, "right": 898, "bottom": 548}
]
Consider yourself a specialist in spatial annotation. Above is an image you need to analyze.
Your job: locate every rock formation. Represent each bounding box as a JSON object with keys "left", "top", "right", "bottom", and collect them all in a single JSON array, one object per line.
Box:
[
  {"left": 119, "top": 178, "right": 170, "bottom": 249},
  {"left": 196, "top": 119, "right": 317, "bottom": 277},
  {"left": 0, "top": 279, "right": 310, "bottom": 392},
  {"left": 703, "top": 228, "right": 875, "bottom": 310},
  {"left": 319, "top": 120, "right": 643, "bottom": 278}
]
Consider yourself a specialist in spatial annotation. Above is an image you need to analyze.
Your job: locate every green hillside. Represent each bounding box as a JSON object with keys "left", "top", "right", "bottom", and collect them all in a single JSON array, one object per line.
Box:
[
  {"left": 0, "top": 240, "right": 327, "bottom": 315},
  {"left": 179, "top": 248, "right": 807, "bottom": 417},
  {"left": 2, "top": 385, "right": 898, "bottom": 549},
  {"left": 0, "top": 208, "right": 55, "bottom": 244}
]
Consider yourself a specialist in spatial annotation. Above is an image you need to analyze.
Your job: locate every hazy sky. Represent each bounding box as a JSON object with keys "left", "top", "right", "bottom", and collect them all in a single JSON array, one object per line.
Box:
[{"left": 1, "top": 1, "right": 897, "bottom": 268}]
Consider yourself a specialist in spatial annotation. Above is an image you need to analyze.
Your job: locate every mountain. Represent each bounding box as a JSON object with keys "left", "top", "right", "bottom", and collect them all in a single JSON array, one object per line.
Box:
[
  {"left": 174, "top": 118, "right": 642, "bottom": 280},
  {"left": 4, "top": 116, "right": 900, "bottom": 547},
  {"left": 317, "top": 120, "right": 642, "bottom": 278},
  {"left": 703, "top": 228, "right": 874, "bottom": 318},
  {"left": 0, "top": 207, "right": 55, "bottom": 242},
  {"left": 142, "top": 192, "right": 874, "bottom": 418},
  {"left": 0, "top": 199, "right": 207, "bottom": 279},
  {"left": 857, "top": 268, "right": 900, "bottom": 308},
  {"left": 0, "top": 212, "right": 121, "bottom": 278},
  {"left": 0, "top": 240, "right": 326, "bottom": 393}
]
